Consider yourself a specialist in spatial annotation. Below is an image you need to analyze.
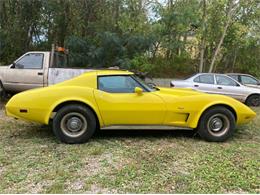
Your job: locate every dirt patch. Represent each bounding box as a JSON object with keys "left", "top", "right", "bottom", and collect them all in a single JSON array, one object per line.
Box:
[
  {"left": 26, "top": 180, "right": 52, "bottom": 194},
  {"left": 68, "top": 179, "right": 85, "bottom": 191},
  {"left": 85, "top": 184, "right": 118, "bottom": 194},
  {"left": 0, "top": 166, "right": 5, "bottom": 177},
  {"left": 0, "top": 103, "right": 14, "bottom": 123},
  {"left": 82, "top": 157, "right": 103, "bottom": 177}
]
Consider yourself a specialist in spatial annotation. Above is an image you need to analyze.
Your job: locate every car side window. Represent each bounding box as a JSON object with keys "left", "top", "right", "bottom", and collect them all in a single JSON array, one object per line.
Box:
[
  {"left": 216, "top": 75, "right": 238, "bottom": 86},
  {"left": 228, "top": 75, "right": 239, "bottom": 81},
  {"left": 241, "top": 76, "right": 258, "bottom": 85},
  {"left": 194, "top": 75, "right": 214, "bottom": 84},
  {"left": 98, "top": 75, "right": 145, "bottom": 93},
  {"left": 15, "top": 53, "right": 43, "bottom": 69}
]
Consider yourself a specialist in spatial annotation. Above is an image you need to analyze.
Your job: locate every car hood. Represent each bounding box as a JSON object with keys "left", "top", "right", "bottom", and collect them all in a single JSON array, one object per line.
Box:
[
  {"left": 157, "top": 87, "right": 204, "bottom": 96},
  {"left": 242, "top": 85, "right": 260, "bottom": 93},
  {"left": 170, "top": 79, "right": 188, "bottom": 83},
  {"left": 0, "top": 65, "right": 9, "bottom": 69},
  {"left": 244, "top": 84, "right": 260, "bottom": 89}
]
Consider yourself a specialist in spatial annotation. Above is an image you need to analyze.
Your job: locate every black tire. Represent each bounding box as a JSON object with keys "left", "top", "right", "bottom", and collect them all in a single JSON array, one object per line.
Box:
[
  {"left": 246, "top": 94, "right": 260, "bottom": 107},
  {"left": 0, "top": 81, "right": 6, "bottom": 101},
  {"left": 52, "top": 104, "right": 97, "bottom": 144},
  {"left": 197, "top": 106, "right": 236, "bottom": 142}
]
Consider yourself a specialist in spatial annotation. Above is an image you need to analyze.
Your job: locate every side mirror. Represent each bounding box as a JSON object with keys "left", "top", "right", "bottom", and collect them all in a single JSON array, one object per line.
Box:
[
  {"left": 134, "top": 87, "right": 143, "bottom": 95},
  {"left": 10, "top": 62, "right": 16, "bottom": 69}
]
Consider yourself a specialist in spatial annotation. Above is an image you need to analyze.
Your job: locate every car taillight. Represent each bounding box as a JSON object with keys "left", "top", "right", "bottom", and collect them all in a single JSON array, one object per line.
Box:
[{"left": 170, "top": 83, "right": 175, "bottom": 87}]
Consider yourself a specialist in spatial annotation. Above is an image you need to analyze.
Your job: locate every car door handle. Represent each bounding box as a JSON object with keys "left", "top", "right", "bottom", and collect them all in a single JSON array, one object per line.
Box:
[
  {"left": 38, "top": 72, "right": 43, "bottom": 76},
  {"left": 217, "top": 87, "right": 222, "bottom": 89},
  {"left": 194, "top": 85, "right": 199, "bottom": 87}
]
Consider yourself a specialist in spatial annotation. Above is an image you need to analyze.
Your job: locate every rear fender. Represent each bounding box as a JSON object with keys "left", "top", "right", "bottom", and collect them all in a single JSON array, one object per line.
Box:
[{"left": 45, "top": 97, "right": 104, "bottom": 127}]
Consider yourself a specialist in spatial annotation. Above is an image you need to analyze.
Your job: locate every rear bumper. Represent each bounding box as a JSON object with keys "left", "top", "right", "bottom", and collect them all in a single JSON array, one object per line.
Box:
[{"left": 6, "top": 105, "right": 48, "bottom": 124}]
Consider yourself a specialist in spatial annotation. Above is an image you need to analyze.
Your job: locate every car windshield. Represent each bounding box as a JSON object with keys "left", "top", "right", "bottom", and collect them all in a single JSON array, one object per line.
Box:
[
  {"left": 133, "top": 75, "right": 157, "bottom": 92},
  {"left": 185, "top": 73, "right": 197, "bottom": 80}
]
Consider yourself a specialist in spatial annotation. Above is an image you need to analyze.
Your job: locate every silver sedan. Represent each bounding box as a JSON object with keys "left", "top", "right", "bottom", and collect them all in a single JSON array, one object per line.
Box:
[{"left": 170, "top": 73, "right": 260, "bottom": 106}]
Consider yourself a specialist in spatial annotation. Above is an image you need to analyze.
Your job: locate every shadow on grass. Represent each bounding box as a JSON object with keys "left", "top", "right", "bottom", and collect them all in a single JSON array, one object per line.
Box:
[
  {"left": 19, "top": 125, "right": 199, "bottom": 143},
  {"left": 15, "top": 123, "right": 258, "bottom": 145},
  {"left": 95, "top": 129, "right": 198, "bottom": 140}
]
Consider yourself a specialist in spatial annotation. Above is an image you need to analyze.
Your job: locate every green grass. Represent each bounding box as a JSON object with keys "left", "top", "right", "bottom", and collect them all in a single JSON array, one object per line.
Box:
[{"left": 0, "top": 103, "right": 259, "bottom": 193}]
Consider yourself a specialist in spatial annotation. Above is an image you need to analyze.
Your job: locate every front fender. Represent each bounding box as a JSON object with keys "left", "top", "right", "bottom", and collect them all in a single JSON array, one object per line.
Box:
[
  {"left": 187, "top": 98, "right": 256, "bottom": 128},
  {"left": 188, "top": 101, "right": 237, "bottom": 128}
]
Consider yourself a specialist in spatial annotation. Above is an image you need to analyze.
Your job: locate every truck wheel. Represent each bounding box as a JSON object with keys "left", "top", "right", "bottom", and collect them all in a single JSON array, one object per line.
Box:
[
  {"left": 52, "top": 104, "right": 97, "bottom": 144},
  {"left": 197, "top": 106, "right": 236, "bottom": 142},
  {"left": 246, "top": 94, "right": 260, "bottom": 107},
  {"left": 0, "top": 81, "right": 6, "bottom": 101}
]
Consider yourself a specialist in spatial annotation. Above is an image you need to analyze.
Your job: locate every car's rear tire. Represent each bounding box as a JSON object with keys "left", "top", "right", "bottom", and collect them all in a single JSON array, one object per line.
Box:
[
  {"left": 197, "top": 106, "right": 236, "bottom": 142},
  {"left": 52, "top": 104, "right": 97, "bottom": 144},
  {"left": 246, "top": 94, "right": 260, "bottom": 107}
]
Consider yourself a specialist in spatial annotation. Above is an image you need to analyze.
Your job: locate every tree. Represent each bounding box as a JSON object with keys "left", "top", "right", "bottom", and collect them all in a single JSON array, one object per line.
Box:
[{"left": 208, "top": 0, "right": 239, "bottom": 73}]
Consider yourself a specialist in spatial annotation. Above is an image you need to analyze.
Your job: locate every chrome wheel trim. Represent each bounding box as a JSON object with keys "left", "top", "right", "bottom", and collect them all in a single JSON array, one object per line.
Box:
[
  {"left": 207, "top": 113, "right": 230, "bottom": 137},
  {"left": 60, "top": 112, "right": 88, "bottom": 138}
]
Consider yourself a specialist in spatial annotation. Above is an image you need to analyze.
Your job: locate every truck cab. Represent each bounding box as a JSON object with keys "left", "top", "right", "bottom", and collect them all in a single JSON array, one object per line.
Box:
[
  {"left": 0, "top": 45, "right": 90, "bottom": 97},
  {"left": 0, "top": 51, "right": 50, "bottom": 92}
]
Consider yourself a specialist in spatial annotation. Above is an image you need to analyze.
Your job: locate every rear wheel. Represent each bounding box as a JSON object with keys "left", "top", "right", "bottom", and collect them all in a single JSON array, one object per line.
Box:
[
  {"left": 246, "top": 95, "right": 260, "bottom": 107},
  {"left": 52, "top": 104, "right": 97, "bottom": 144},
  {"left": 197, "top": 106, "right": 236, "bottom": 142}
]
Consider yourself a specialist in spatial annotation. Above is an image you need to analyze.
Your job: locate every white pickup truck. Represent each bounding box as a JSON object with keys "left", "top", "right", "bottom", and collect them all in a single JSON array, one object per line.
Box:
[{"left": 0, "top": 46, "right": 93, "bottom": 99}]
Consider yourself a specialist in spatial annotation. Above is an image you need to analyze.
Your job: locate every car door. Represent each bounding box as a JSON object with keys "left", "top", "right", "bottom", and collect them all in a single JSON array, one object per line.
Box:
[
  {"left": 192, "top": 74, "right": 216, "bottom": 94},
  {"left": 215, "top": 75, "right": 245, "bottom": 101},
  {"left": 240, "top": 75, "right": 260, "bottom": 88},
  {"left": 94, "top": 75, "right": 166, "bottom": 126},
  {"left": 3, "top": 52, "right": 45, "bottom": 92}
]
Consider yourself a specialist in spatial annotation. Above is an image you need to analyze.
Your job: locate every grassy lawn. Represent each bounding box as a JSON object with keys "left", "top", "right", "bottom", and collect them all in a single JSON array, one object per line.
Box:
[{"left": 0, "top": 102, "right": 259, "bottom": 193}]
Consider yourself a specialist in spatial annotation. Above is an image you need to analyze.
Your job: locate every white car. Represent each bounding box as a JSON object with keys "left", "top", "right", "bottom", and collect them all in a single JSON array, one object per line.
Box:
[{"left": 170, "top": 73, "right": 260, "bottom": 106}]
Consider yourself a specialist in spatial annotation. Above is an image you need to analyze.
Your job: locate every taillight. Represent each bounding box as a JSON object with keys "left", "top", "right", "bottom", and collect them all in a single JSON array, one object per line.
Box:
[{"left": 170, "top": 82, "right": 175, "bottom": 87}]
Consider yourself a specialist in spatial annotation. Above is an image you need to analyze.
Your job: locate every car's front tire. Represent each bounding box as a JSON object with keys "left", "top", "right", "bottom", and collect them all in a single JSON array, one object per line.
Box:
[
  {"left": 0, "top": 81, "right": 6, "bottom": 101},
  {"left": 246, "top": 94, "right": 260, "bottom": 107},
  {"left": 197, "top": 106, "right": 236, "bottom": 142},
  {"left": 52, "top": 104, "right": 97, "bottom": 144}
]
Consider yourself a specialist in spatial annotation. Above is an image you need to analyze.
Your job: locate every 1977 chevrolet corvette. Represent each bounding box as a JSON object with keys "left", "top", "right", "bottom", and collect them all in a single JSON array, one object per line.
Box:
[{"left": 6, "top": 70, "right": 256, "bottom": 143}]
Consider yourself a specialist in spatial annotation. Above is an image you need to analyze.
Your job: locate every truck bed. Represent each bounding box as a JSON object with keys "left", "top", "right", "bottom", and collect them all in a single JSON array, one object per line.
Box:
[{"left": 48, "top": 68, "right": 94, "bottom": 85}]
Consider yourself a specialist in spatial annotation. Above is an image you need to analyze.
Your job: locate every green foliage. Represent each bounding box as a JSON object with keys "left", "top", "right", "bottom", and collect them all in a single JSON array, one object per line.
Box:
[
  {"left": 65, "top": 32, "right": 154, "bottom": 69},
  {"left": 130, "top": 55, "right": 154, "bottom": 73},
  {"left": 0, "top": 0, "right": 259, "bottom": 77}
]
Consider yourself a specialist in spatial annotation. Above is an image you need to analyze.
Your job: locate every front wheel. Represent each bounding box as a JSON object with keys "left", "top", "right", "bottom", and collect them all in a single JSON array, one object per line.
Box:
[
  {"left": 52, "top": 104, "right": 97, "bottom": 144},
  {"left": 0, "top": 81, "right": 6, "bottom": 101},
  {"left": 197, "top": 106, "right": 236, "bottom": 142},
  {"left": 246, "top": 95, "right": 260, "bottom": 107}
]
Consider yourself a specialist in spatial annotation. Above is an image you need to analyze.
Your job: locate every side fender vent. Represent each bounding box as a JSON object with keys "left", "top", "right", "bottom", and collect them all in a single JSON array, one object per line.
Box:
[{"left": 20, "top": 109, "right": 28, "bottom": 113}]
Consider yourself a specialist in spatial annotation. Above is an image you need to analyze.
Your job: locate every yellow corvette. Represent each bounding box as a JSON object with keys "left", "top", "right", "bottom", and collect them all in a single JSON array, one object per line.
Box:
[{"left": 6, "top": 70, "right": 256, "bottom": 143}]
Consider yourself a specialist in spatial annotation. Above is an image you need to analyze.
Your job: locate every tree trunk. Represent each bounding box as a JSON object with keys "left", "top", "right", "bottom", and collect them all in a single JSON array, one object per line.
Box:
[
  {"left": 208, "top": 0, "right": 238, "bottom": 73},
  {"left": 199, "top": 0, "right": 206, "bottom": 73},
  {"left": 231, "top": 49, "right": 238, "bottom": 72},
  {"left": 152, "top": 42, "right": 160, "bottom": 60}
]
